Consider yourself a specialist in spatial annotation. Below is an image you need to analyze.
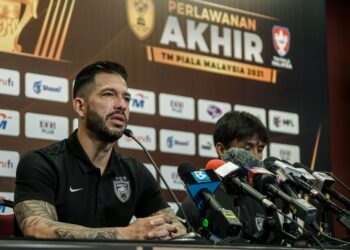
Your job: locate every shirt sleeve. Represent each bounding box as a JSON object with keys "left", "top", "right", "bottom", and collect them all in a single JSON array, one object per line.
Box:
[
  {"left": 14, "top": 151, "right": 57, "bottom": 206},
  {"left": 132, "top": 162, "right": 169, "bottom": 217}
]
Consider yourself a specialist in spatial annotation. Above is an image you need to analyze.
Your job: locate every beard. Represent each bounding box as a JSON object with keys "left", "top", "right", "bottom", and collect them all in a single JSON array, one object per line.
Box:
[{"left": 85, "top": 106, "right": 126, "bottom": 143}]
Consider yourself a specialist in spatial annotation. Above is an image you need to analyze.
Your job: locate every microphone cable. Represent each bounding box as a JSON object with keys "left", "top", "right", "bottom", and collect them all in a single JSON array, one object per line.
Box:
[
  {"left": 123, "top": 129, "right": 198, "bottom": 236},
  {"left": 274, "top": 209, "right": 325, "bottom": 249},
  {"left": 325, "top": 172, "right": 350, "bottom": 193}
]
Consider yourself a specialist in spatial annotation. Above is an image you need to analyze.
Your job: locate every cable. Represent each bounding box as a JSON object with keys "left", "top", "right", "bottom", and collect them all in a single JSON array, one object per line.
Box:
[
  {"left": 326, "top": 172, "right": 350, "bottom": 193},
  {"left": 123, "top": 129, "right": 198, "bottom": 236},
  {"left": 318, "top": 231, "right": 350, "bottom": 246},
  {"left": 275, "top": 209, "right": 325, "bottom": 250}
]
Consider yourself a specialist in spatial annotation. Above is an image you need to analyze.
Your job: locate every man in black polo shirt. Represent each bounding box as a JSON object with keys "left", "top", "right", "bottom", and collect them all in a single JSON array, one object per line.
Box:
[{"left": 14, "top": 61, "right": 186, "bottom": 240}]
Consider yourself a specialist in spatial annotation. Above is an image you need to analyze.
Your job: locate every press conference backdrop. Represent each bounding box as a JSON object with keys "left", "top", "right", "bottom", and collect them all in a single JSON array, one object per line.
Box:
[{"left": 0, "top": 0, "right": 329, "bottom": 212}]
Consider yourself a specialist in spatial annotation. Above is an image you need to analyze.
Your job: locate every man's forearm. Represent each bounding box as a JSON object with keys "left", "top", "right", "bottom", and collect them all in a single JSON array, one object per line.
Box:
[
  {"left": 23, "top": 217, "right": 118, "bottom": 239},
  {"left": 14, "top": 200, "right": 120, "bottom": 239}
]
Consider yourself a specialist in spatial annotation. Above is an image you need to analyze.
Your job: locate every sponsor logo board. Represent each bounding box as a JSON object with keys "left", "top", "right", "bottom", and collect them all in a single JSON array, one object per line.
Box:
[
  {"left": 25, "top": 112, "right": 69, "bottom": 141},
  {"left": 160, "top": 129, "right": 195, "bottom": 155},
  {"left": 118, "top": 125, "right": 156, "bottom": 151},
  {"left": 159, "top": 93, "right": 195, "bottom": 120},
  {"left": 198, "top": 99, "right": 231, "bottom": 123}
]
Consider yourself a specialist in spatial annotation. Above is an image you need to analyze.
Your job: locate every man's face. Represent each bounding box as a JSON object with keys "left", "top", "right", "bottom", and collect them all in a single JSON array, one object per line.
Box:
[
  {"left": 228, "top": 137, "right": 266, "bottom": 160},
  {"left": 83, "top": 73, "right": 131, "bottom": 142}
]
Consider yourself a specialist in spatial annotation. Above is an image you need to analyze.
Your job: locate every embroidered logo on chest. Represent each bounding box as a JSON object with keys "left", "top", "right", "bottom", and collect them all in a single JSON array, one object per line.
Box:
[{"left": 113, "top": 176, "right": 130, "bottom": 203}]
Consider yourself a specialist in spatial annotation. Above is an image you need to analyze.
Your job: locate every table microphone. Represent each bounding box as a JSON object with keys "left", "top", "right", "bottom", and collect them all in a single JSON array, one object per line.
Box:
[{"left": 123, "top": 128, "right": 199, "bottom": 239}]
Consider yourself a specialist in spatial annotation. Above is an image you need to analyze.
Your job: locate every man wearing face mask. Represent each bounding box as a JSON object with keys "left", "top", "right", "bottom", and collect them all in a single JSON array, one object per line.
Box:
[
  {"left": 14, "top": 61, "right": 186, "bottom": 240},
  {"left": 177, "top": 111, "right": 281, "bottom": 244}
]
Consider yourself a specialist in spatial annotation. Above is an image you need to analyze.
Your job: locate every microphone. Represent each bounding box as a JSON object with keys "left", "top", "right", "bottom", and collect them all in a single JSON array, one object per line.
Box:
[
  {"left": 177, "top": 162, "right": 242, "bottom": 238},
  {"left": 263, "top": 157, "right": 317, "bottom": 185},
  {"left": 206, "top": 160, "right": 321, "bottom": 244},
  {"left": 289, "top": 174, "right": 350, "bottom": 231},
  {"left": 294, "top": 162, "right": 350, "bottom": 210},
  {"left": 267, "top": 158, "right": 350, "bottom": 228},
  {"left": 222, "top": 147, "right": 264, "bottom": 168},
  {"left": 123, "top": 128, "right": 198, "bottom": 238},
  {"left": 223, "top": 149, "right": 317, "bottom": 224},
  {"left": 205, "top": 159, "right": 277, "bottom": 210}
]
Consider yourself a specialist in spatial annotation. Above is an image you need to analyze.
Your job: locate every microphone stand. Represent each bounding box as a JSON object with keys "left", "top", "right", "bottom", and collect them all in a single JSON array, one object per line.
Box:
[{"left": 123, "top": 129, "right": 201, "bottom": 240}]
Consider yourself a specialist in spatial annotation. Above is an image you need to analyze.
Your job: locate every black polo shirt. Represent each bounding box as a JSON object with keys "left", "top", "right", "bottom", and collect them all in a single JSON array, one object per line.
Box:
[{"left": 15, "top": 130, "right": 168, "bottom": 227}]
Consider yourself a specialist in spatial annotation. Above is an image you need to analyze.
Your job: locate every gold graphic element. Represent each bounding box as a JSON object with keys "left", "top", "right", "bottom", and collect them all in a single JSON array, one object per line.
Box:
[
  {"left": 0, "top": 0, "right": 75, "bottom": 60},
  {"left": 0, "top": 0, "right": 39, "bottom": 52},
  {"left": 147, "top": 46, "right": 277, "bottom": 84},
  {"left": 310, "top": 125, "right": 322, "bottom": 172},
  {"left": 127, "top": 0, "right": 155, "bottom": 40},
  {"left": 34, "top": 0, "right": 75, "bottom": 60}
]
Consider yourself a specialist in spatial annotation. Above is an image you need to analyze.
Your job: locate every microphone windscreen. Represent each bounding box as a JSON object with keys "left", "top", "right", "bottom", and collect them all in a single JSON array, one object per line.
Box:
[
  {"left": 123, "top": 128, "right": 133, "bottom": 137},
  {"left": 205, "top": 159, "right": 225, "bottom": 170},
  {"left": 177, "top": 162, "right": 197, "bottom": 178},
  {"left": 222, "top": 148, "right": 263, "bottom": 168}
]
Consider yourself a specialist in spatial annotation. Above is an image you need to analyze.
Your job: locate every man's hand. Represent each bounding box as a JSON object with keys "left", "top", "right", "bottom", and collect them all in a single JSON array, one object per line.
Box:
[{"left": 117, "top": 214, "right": 178, "bottom": 240}]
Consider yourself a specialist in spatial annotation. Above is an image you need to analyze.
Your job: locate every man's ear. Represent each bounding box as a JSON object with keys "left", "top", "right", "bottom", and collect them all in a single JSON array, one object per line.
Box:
[
  {"left": 215, "top": 142, "right": 226, "bottom": 159},
  {"left": 72, "top": 98, "right": 85, "bottom": 118}
]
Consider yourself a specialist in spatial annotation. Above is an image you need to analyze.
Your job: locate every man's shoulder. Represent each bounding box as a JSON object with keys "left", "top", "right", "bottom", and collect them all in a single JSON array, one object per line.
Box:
[
  {"left": 112, "top": 151, "right": 152, "bottom": 177},
  {"left": 21, "top": 139, "right": 68, "bottom": 162},
  {"left": 114, "top": 151, "right": 143, "bottom": 166}
]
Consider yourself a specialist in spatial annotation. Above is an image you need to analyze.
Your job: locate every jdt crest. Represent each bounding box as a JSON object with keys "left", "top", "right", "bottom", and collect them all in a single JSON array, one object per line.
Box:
[{"left": 113, "top": 176, "right": 130, "bottom": 203}]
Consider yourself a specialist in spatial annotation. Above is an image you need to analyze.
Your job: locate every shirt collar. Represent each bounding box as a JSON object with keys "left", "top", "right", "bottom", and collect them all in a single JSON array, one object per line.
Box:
[{"left": 66, "top": 130, "right": 95, "bottom": 174}]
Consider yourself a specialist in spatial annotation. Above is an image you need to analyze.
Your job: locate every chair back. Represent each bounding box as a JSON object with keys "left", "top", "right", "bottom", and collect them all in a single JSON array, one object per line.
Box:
[{"left": 0, "top": 198, "right": 14, "bottom": 237}]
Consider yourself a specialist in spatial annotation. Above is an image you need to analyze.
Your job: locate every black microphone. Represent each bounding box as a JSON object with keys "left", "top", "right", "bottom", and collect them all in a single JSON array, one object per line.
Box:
[
  {"left": 288, "top": 172, "right": 350, "bottom": 231},
  {"left": 206, "top": 159, "right": 277, "bottom": 210},
  {"left": 264, "top": 160, "right": 299, "bottom": 199},
  {"left": 123, "top": 128, "right": 198, "bottom": 238},
  {"left": 268, "top": 158, "right": 350, "bottom": 222},
  {"left": 223, "top": 148, "right": 317, "bottom": 224},
  {"left": 294, "top": 162, "right": 350, "bottom": 210},
  {"left": 177, "top": 162, "right": 242, "bottom": 239},
  {"left": 264, "top": 157, "right": 317, "bottom": 185}
]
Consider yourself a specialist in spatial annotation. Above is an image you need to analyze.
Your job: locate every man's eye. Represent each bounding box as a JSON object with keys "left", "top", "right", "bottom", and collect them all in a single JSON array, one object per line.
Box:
[
  {"left": 243, "top": 146, "right": 251, "bottom": 151},
  {"left": 258, "top": 147, "right": 265, "bottom": 153},
  {"left": 124, "top": 96, "right": 131, "bottom": 103},
  {"left": 103, "top": 92, "right": 113, "bottom": 96}
]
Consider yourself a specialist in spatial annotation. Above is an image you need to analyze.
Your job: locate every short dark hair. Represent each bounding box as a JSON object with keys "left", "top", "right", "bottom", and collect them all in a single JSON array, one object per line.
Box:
[
  {"left": 73, "top": 61, "right": 128, "bottom": 98},
  {"left": 213, "top": 111, "right": 269, "bottom": 148}
]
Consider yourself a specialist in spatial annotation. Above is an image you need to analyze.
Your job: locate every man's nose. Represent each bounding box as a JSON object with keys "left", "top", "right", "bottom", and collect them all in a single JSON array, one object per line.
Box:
[
  {"left": 114, "top": 96, "right": 128, "bottom": 110},
  {"left": 249, "top": 148, "right": 262, "bottom": 159}
]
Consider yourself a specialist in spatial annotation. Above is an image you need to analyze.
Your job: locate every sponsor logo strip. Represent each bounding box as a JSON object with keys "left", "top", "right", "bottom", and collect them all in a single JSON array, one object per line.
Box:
[
  {"left": 118, "top": 125, "right": 156, "bottom": 151},
  {"left": 160, "top": 165, "right": 185, "bottom": 191},
  {"left": 0, "top": 68, "right": 20, "bottom": 96},
  {"left": 25, "top": 73, "right": 69, "bottom": 103},
  {"left": 25, "top": 112, "right": 69, "bottom": 141},
  {"left": 0, "top": 150, "right": 19, "bottom": 178},
  {"left": 160, "top": 129, "right": 196, "bottom": 155},
  {"left": 0, "top": 109, "right": 20, "bottom": 136}
]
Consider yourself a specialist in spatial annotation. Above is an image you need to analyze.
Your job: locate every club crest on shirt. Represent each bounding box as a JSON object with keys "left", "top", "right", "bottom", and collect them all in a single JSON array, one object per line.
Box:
[
  {"left": 255, "top": 214, "right": 265, "bottom": 231},
  {"left": 113, "top": 176, "right": 130, "bottom": 203}
]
